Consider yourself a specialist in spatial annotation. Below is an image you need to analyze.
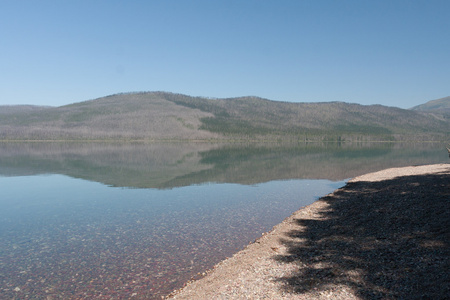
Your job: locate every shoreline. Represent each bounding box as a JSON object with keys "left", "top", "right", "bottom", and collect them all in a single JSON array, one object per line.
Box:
[{"left": 168, "top": 163, "right": 450, "bottom": 299}]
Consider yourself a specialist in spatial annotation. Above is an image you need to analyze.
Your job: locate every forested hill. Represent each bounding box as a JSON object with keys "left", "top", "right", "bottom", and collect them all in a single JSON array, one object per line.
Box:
[
  {"left": 411, "top": 96, "right": 450, "bottom": 113},
  {"left": 0, "top": 92, "right": 449, "bottom": 141}
]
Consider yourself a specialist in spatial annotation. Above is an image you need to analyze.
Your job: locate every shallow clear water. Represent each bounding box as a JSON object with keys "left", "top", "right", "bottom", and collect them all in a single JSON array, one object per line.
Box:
[
  {"left": 0, "top": 141, "right": 447, "bottom": 299},
  {"left": 0, "top": 174, "right": 343, "bottom": 299}
]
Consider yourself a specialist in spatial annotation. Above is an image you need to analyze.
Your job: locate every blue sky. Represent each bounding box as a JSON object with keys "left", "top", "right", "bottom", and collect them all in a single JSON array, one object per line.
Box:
[{"left": 1, "top": 0, "right": 449, "bottom": 108}]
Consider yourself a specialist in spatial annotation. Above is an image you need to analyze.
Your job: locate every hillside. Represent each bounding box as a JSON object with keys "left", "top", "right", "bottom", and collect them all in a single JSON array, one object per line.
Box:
[
  {"left": 0, "top": 93, "right": 219, "bottom": 140},
  {"left": 410, "top": 96, "right": 450, "bottom": 113},
  {"left": 0, "top": 92, "right": 449, "bottom": 141},
  {"left": 0, "top": 105, "right": 50, "bottom": 114}
]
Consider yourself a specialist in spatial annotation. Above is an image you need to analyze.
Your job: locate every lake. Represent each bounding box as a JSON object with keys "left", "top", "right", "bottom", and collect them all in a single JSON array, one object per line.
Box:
[{"left": 0, "top": 141, "right": 447, "bottom": 299}]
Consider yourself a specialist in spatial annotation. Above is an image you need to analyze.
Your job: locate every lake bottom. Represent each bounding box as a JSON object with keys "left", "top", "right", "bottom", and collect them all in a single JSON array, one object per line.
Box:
[{"left": 0, "top": 175, "right": 345, "bottom": 299}]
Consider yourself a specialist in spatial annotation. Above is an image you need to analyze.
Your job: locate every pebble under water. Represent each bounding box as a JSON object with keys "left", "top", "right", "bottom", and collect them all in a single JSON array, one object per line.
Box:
[{"left": 0, "top": 175, "right": 344, "bottom": 299}]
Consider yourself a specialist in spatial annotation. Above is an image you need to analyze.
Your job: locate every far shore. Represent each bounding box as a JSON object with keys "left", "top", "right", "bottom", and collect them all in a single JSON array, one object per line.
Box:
[{"left": 169, "top": 163, "right": 450, "bottom": 299}]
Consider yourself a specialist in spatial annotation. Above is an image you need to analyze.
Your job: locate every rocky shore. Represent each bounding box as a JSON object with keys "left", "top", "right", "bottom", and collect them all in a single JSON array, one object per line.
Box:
[{"left": 169, "top": 164, "right": 450, "bottom": 299}]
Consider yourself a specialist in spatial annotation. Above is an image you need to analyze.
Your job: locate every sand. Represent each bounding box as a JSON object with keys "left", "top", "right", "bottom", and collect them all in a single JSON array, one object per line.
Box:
[{"left": 168, "top": 163, "right": 450, "bottom": 299}]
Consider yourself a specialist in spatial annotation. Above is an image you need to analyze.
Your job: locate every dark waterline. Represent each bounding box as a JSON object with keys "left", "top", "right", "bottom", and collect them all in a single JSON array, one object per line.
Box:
[{"left": 0, "top": 174, "right": 344, "bottom": 299}]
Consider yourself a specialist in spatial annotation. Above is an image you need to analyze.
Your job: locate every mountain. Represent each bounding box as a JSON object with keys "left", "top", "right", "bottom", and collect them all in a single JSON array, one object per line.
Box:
[
  {"left": 0, "top": 92, "right": 219, "bottom": 140},
  {"left": 0, "top": 92, "right": 449, "bottom": 141},
  {"left": 410, "top": 96, "right": 450, "bottom": 113},
  {"left": 0, "top": 105, "right": 50, "bottom": 114}
]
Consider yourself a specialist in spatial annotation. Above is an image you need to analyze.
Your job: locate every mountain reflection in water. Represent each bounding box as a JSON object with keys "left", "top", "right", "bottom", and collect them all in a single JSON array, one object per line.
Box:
[{"left": 0, "top": 141, "right": 446, "bottom": 188}]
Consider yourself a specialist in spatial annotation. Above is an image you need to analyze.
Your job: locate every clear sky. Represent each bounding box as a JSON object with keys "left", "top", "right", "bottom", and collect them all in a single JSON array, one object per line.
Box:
[{"left": 1, "top": 0, "right": 449, "bottom": 108}]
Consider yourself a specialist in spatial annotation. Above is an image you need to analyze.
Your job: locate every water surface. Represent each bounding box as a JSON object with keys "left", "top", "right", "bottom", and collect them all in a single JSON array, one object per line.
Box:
[{"left": 0, "top": 142, "right": 447, "bottom": 299}]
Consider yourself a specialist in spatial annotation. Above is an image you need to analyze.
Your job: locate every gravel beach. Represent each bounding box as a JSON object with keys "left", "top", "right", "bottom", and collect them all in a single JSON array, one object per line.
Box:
[{"left": 169, "top": 164, "right": 450, "bottom": 299}]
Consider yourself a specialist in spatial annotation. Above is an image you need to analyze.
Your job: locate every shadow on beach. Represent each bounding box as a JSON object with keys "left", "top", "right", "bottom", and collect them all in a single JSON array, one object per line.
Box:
[{"left": 274, "top": 171, "right": 449, "bottom": 299}]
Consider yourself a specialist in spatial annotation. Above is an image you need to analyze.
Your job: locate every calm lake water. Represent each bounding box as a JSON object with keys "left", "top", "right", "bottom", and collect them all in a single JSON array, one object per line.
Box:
[{"left": 0, "top": 142, "right": 447, "bottom": 299}]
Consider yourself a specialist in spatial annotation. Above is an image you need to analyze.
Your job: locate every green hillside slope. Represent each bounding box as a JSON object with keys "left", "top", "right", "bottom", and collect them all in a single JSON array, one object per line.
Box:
[
  {"left": 0, "top": 92, "right": 448, "bottom": 141},
  {"left": 162, "top": 92, "right": 449, "bottom": 140}
]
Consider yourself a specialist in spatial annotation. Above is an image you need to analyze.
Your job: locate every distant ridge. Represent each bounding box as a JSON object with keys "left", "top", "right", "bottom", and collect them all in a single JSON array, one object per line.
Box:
[
  {"left": 0, "top": 91, "right": 449, "bottom": 141},
  {"left": 0, "top": 105, "right": 50, "bottom": 114},
  {"left": 410, "top": 96, "right": 450, "bottom": 113}
]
